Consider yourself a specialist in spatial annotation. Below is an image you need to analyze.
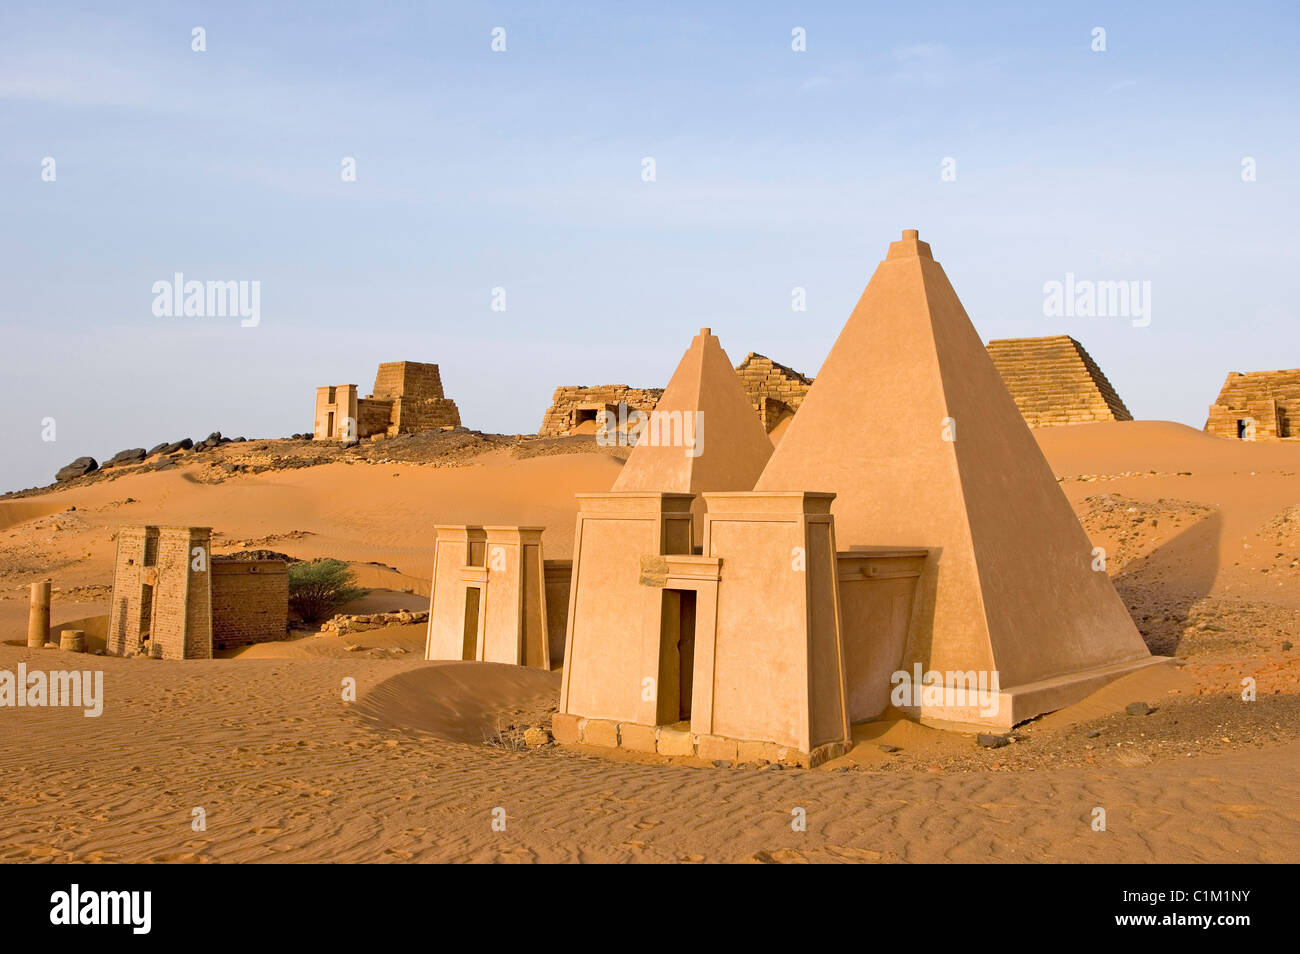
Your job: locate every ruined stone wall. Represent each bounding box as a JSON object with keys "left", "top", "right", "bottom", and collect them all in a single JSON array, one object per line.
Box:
[
  {"left": 315, "top": 362, "right": 461, "bottom": 440},
  {"left": 211, "top": 560, "right": 289, "bottom": 649},
  {"left": 356, "top": 398, "right": 393, "bottom": 438},
  {"left": 1205, "top": 369, "right": 1300, "bottom": 439},
  {"left": 734, "top": 353, "right": 813, "bottom": 433},
  {"left": 986, "top": 335, "right": 1133, "bottom": 427},
  {"left": 538, "top": 385, "right": 664, "bottom": 436}
]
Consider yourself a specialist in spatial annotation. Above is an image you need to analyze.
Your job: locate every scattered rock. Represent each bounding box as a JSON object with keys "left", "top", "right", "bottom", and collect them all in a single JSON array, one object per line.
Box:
[
  {"left": 1125, "top": 701, "right": 1155, "bottom": 716},
  {"left": 1283, "top": 641, "right": 1293, "bottom": 652},
  {"left": 879, "top": 744, "right": 900, "bottom": 753},
  {"left": 1086, "top": 729, "right": 1101, "bottom": 738},
  {"left": 976, "top": 733, "right": 1010, "bottom": 748},
  {"left": 104, "top": 448, "right": 147, "bottom": 467},
  {"left": 56, "top": 457, "right": 98, "bottom": 482},
  {"left": 320, "top": 611, "right": 430, "bottom": 636}
]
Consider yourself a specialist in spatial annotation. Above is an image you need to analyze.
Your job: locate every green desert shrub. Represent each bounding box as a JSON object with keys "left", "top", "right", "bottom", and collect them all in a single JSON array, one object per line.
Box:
[{"left": 288, "top": 559, "right": 367, "bottom": 623}]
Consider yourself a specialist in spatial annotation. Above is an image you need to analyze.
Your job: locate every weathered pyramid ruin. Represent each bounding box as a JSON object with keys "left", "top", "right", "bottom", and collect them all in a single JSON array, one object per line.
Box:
[
  {"left": 314, "top": 361, "right": 460, "bottom": 441},
  {"left": 734, "top": 353, "right": 813, "bottom": 438},
  {"left": 539, "top": 385, "right": 663, "bottom": 437},
  {"left": 1205, "top": 369, "right": 1300, "bottom": 440},
  {"left": 985, "top": 335, "right": 1132, "bottom": 427}
]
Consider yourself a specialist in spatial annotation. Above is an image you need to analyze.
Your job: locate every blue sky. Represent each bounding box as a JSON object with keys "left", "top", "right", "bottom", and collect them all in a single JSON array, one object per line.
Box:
[{"left": 2, "top": 1, "right": 1297, "bottom": 492}]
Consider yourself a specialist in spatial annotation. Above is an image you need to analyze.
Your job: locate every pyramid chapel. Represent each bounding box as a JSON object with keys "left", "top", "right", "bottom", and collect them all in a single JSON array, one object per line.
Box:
[{"left": 550, "top": 230, "right": 1165, "bottom": 766}]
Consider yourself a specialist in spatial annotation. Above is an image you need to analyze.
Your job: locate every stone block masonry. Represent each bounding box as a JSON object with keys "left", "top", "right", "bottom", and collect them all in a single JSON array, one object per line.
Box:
[
  {"left": 1205, "top": 368, "right": 1300, "bottom": 440},
  {"left": 108, "top": 525, "right": 290, "bottom": 658},
  {"left": 734, "top": 353, "right": 813, "bottom": 435},
  {"left": 314, "top": 361, "right": 460, "bottom": 441},
  {"left": 108, "top": 526, "right": 214, "bottom": 659},
  {"left": 210, "top": 559, "right": 290, "bottom": 650},
  {"left": 986, "top": 335, "right": 1133, "bottom": 427},
  {"left": 538, "top": 385, "right": 663, "bottom": 437}
]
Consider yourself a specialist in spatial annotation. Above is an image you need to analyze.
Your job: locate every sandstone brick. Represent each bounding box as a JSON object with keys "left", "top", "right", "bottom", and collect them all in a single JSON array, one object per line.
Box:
[
  {"left": 986, "top": 336, "right": 1132, "bottom": 428},
  {"left": 696, "top": 734, "right": 738, "bottom": 762},
  {"left": 582, "top": 718, "right": 620, "bottom": 748},
  {"left": 618, "top": 722, "right": 658, "bottom": 753},
  {"left": 656, "top": 727, "right": 695, "bottom": 757},
  {"left": 737, "top": 740, "right": 779, "bottom": 764},
  {"left": 550, "top": 712, "right": 582, "bottom": 743}
]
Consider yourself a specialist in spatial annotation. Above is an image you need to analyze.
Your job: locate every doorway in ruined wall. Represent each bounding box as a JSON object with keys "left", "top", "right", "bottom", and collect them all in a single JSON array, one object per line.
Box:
[
  {"left": 571, "top": 407, "right": 600, "bottom": 435},
  {"left": 657, "top": 589, "right": 697, "bottom": 724},
  {"left": 461, "top": 585, "right": 482, "bottom": 660},
  {"left": 326, "top": 411, "right": 336, "bottom": 439}
]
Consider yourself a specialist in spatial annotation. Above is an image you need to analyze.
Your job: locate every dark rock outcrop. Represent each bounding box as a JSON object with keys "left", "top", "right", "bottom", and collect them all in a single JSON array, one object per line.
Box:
[{"left": 56, "top": 457, "right": 98, "bottom": 482}]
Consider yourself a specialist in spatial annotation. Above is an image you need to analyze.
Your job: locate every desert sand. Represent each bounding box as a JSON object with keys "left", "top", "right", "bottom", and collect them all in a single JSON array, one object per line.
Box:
[{"left": 2, "top": 421, "right": 1298, "bottom": 863}]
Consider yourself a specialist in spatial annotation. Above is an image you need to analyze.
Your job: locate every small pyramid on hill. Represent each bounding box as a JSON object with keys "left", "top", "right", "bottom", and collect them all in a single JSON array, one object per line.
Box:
[
  {"left": 612, "top": 328, "right": 772, "bottom": 494},
  {"left": 986, "top": 335, "right": 1133, "bottom": 427},
  {"left": 755, "top": 230, "right": 1154, "bottom": 699}
]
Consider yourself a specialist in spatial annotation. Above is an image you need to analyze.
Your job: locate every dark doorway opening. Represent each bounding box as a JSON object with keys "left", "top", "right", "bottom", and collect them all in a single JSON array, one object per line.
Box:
[
  {"left": 462, "top": 587, "right": 481, "bottom": 660},
  {"left": 658, "top": 589, "right": 697, "bottom": 724}
]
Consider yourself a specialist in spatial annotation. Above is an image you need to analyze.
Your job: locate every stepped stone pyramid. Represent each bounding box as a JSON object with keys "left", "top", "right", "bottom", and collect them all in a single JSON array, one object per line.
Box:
[
  {"left": 612, "top": 328, "right": 772, "bottom": 494},
  {"left": 985, "top": 335, "right": 1132, "bottom": 427},
  {"left": 755, "top": 231, "right": 1159, "bottom": 719}
]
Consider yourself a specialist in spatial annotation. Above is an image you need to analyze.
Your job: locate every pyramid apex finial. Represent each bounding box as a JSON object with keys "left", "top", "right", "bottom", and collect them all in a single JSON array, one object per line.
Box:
[
  {"left": 886, "top": 228, "right": 933, "bottom": 261},
  {"left": 699, "top": 327, "right": 712, "bottom": 336}
]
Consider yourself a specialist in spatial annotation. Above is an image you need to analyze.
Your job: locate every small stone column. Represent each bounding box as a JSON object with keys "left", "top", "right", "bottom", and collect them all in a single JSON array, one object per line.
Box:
[
  {"left": 26, "top": 580, "right": 51, "bottom": 649},
  {"left": 59, "top": 630, "right": 86, "bottom": 653}
]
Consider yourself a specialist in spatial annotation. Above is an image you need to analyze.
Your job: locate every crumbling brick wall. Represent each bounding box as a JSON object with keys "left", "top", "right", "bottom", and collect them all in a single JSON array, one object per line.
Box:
[
  {"left": 538, "top": 385, "right": 664, "bottom": 436},
  {"left": 211, "top": 559, "right": 290, "bottom": 649},
  {"left": 734, "top": 353, "right": 813, "bottom": 433},
  {"left": 356, "top": 398, "right": 393, "bottom": 438},
  {"left": 986, "top": 335, "right": 1133, "bottom": 427},
  {"left": 1205, "top": 369, "right": 1300, "bottom": 439}
]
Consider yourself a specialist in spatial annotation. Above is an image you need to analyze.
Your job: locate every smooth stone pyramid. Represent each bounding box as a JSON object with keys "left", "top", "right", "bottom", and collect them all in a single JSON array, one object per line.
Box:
[
  {"left": 755, "top": 230, "right": 1160, "bottom": 715},
  {"left": 612, "top": 328, "right": 772, "bottom": 495}
]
